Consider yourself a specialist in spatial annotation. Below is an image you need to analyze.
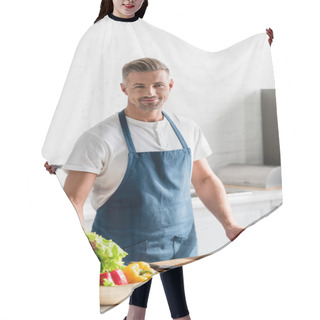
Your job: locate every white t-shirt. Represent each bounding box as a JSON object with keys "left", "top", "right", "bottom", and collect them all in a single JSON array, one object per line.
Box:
[{"left": 63, "top": 112, "right": 212, "bottom": 210}]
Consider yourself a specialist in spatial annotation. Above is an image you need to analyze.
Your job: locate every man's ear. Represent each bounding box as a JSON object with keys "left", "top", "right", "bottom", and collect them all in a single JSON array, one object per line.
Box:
[
  {"left": 169, "top": 79, "right": 174, "bottom": 91},
  {"left": 120, "top": 83, "right": 128, "bottom": 95}
]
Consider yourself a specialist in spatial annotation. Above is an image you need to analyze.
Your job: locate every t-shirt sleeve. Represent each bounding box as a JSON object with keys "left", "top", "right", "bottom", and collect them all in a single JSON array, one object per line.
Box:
[
  {"left": 193, "top": 123, "right": 212, "bottom": 161},
  {"left": 62, "top": 132, "right": 108, "bottom": 174}
]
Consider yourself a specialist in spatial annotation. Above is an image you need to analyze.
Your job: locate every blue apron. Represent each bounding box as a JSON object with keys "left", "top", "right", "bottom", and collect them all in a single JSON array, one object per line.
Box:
[{"left": 92, "top": 110, "right": 198, "bottom": 264}]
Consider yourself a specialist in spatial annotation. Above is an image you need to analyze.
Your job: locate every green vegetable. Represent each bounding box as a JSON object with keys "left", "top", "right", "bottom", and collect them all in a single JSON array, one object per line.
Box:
[
  {"left": 102, "top": 278, "right": 115, "bottom": 287},
  {"left": 85, "top": 231, "right": 128, "bottom": 273}
]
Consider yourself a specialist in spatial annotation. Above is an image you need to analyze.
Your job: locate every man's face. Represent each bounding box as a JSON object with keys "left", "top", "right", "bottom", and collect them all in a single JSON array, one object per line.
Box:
[{"left": 121, "top": 70, "right": 174, "bottom": 112}]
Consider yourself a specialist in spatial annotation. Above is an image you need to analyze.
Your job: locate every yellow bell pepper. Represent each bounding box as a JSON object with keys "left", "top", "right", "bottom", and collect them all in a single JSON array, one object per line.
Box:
[{"left": 123, "top": 261, "right": 156, "bottom": 283}]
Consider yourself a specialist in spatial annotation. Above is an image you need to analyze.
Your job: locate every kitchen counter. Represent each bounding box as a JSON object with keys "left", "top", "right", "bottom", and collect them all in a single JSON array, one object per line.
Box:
[{"left": 193, "top": 188, "right": 282, "bottom": 255}]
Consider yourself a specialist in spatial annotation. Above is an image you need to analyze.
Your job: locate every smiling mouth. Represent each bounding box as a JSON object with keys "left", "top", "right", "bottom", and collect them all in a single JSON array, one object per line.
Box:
[
  {"left": 123, "top": 4, "right": 134, "bottom": 9},
  {"left": 140, "top": 98, "right": 160, "bottom": 103}
]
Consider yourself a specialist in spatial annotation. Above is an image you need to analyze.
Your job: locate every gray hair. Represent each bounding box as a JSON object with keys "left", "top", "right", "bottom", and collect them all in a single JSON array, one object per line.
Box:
[{"left": 122, "top": 58, "right": 170, "bottom": 83}]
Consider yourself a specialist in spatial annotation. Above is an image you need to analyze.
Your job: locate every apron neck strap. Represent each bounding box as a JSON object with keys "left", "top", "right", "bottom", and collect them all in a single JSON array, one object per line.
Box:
[
  {"left": 119, "top": 110, "right": 136, "bottom": 153},
  {"left": 162, "top": 111, "right": 189, "bottom": 149},
  {"left": 118, "top": 109, "right": 189, "bottom": 152}
]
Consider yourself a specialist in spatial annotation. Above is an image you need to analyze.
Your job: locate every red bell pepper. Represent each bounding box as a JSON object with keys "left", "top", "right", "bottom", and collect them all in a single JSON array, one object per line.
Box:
[
  {"left": 110, "top": 269, "right": 128, "bottom": 285},
  {"left": 100, "top": 272, "right": 115, "bottom": 286}
]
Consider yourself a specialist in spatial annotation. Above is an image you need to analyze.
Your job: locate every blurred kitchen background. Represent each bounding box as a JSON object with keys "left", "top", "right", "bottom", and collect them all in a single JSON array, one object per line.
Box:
[{"left": 192, "top": 88, "right": 282, "bottom": 254}]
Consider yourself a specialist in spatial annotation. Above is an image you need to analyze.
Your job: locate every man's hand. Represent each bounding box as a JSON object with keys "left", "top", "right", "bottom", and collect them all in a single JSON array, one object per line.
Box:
[
  {"left": 90, "top": 240, "right": 98, "bottom": 251},
  {"left": 225, "top": 224, "right": 246, "bottom": 241},
  {"left": 44, "top": 161, "right": 56, "bottom": 175},
  {"left": 266, "top": 28, "right": 274, "bottom": 46}
]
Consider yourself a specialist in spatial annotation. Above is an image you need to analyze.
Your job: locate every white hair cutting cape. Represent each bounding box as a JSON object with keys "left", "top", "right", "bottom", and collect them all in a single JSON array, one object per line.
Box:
[{"left": 42, "top": 14, "right": 282, "bottom": 309}]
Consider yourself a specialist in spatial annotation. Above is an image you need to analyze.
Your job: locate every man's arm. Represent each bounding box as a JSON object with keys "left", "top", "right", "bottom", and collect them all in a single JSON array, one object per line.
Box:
[
  {"left": 63, "top": 171, "right": 97, "bottom": 229},
  {"left": 191, "top": 158, "right": 245, "bottom": 241}
]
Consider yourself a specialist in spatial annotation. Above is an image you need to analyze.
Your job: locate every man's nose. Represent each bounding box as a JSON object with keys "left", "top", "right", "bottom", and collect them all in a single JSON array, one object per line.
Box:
[{"left": 145, "top": 86, "right": 156, "bottom": 96}]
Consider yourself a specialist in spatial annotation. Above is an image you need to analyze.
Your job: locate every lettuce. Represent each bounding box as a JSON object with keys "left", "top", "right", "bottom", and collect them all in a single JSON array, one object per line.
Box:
[
  {"left": 103, "top": 278, "right": 115, "bottom": 287},
  {"left": 85, "top": 231, "right": 128, "bottom": 273}
]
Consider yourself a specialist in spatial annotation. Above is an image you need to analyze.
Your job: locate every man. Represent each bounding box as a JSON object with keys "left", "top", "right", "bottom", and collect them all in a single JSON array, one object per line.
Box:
[{"left": 63, "top": 58, "right": 244, "bottom": 320}]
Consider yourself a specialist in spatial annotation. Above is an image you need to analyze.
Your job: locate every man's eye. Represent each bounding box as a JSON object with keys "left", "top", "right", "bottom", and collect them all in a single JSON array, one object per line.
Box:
[
  {"left": 154, "top": 84, "right": 163, "bottom": 87},
  {"left": 135, "top": 86, "right": 144, "bottom": 88}
]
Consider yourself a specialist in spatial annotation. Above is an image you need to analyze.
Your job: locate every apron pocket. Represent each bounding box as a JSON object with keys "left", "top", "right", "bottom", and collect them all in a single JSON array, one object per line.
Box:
[
  {"left": 173, "top": 234, "right": 198, "bottom": 259},
  {"left": 122, "top": 240, "right": 147, "bottom": 264}
]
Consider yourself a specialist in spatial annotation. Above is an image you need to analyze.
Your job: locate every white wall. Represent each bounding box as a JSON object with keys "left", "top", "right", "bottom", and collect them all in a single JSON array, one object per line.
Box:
[{"left": 1, "top": 1, "right": 320, "bottom": 320}]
